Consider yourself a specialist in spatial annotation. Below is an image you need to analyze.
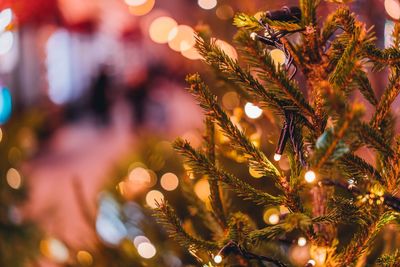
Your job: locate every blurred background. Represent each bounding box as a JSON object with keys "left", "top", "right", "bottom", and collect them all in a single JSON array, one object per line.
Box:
[{"left": 0, "top": 0, "right": 399, "bottom": 266}]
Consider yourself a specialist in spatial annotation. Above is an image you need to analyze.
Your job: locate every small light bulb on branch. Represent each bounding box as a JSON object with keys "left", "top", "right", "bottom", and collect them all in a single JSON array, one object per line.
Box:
[
  {"left": 297, "top": 237, "right": 307, "bottom": 247},
  {"left": 273, "top": 153, "right": 282, "bottom": 161},
  {"left": 304, "top": 170, "right": 316, "bottom": 183},
  {"left": 214, "top": 254, "right": 223, "bottom": 263},
  {"left": 306, "top": 259, "right": 316, "bottom": 266},
  {"left": 250, "top": 32, "right": 257, "bottom": 40}
]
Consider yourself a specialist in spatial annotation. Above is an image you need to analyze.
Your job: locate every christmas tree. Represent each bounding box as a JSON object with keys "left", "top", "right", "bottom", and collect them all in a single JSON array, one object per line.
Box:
[{"left": 152, "top": 1, "right": 400, "bottom": 266}]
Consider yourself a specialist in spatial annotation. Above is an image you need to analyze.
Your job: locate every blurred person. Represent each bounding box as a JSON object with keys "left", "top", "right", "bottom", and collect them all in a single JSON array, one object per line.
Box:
[{"left": 89, "top": 65, "right": 112, "bottom": 126}]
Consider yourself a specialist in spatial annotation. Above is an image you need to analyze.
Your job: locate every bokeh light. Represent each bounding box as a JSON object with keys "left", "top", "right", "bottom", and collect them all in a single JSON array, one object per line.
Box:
[
  {"left": 385, "top": 0, "right": 400, "bottom": 20},
  {"left": 76, "top": 250, "right": 93, "bottom": 266},
  {"left": 0, "top": 8, "right": 12, "bottom": 31},
  {"left": 137, "top": 242, "right": 156, "bottom": 259},
  {"left": 244, "top": 102, "right": 263, "bottom": 119},
  {"left": 149, "top": 16, "right": 178, "bottom": 44},
  {"left": 125, "top": 0, "right": 147, "bottom": 6},
  {"left": 40, "top": 237, "right": 69, "bottom": 263},
  {"left": 216, "top": 5, "right": 234, "bottom": 20},
  {"left": 168, "top": 25, "right": 196, "bottom": 52},
  {"left": 129, "top": 167, "right": 152, "bottom": 185},
  {"left": 133, "top": 235, "right": 150, "bottom": 248},
  {"left": 160, "top": 172, "right": 179, "bottom": 191},
  {"left": 0, "top": 87, "right": 12, "bottom": 125},
  {"left": 215, "top": 39, "right": 238, "bottom": 60},
  {"left": 263, "top": 208, "right": 280, "bottom": 225},
  {"left": 0, "top": 31, "right": 13, "bottom": 55},
  {"left": 222, "top": 91, "right": 239, "bottom": 110},
  {"left": 6, "top": 168, "right": 22, "bottom": 189},
  {"left": 145, "top": 190, "right": 164, "bottom": 208},
  {"left": 198, "top": 0, "right": 218, "bottom": 10},
  {"left": 194, "top": 178, "right": 210, "bottom": 202},
  {"left": 181, "top": 46, "right": 202, "bottom": 60},
  {"left": 128, "top": 0, "right": 155, "bottom": 16},
  {"left": 307, "top": 259, "right": 316, "bottom": 266},
  {"left": 0, "top": 128, "right": 2, "bottom": 143}
]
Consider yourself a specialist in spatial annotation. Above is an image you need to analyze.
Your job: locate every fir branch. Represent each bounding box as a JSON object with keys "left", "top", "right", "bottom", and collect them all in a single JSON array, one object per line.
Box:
[
  {"left": 186, "top": 74, "right": 282, "bottom": 184},
  {"left": 321, "top": 7, "right": 356, "bottom": 44},
  {"left": 363, "top": 45, "right": 400, "bottom": 68},
  {"left": 353, "top": 69, "right": 378, "bottom": 106},
  {"left": 204, "top": 118, "right": 226, "bottom": 227},
  {"left": 249, "top": 213, "right": 312, "bottom": 242},
  {"left": 376, "top": 250, "right": 400, "bottom": 267},
  {"left": 154, "top": 200, "right": 219, "bottom": 251},
  {"left": 227, "top": 212, "right": 256, "bottom": 245},
  {"left": 371, "top": 71, "right": 400, "bottom": 129},
  {"left": 195, "top": 35, "right": 300, "bottom": 118},
  {"left": 299, "top": 0, "right": 319, "bottom": 26},
  {"left": 314, "top": 104, "right": 363, "bottom": 169},
  {"left": 233, "top": 13, "right": 263, "bottom": 32},
  {"left": 173, "top": 139, "right": 283, "bottom": 207},
  {"left": 234, "top": 30, "right": 316, "bottom": 123},
  {"left": 339, "top": 153, "right": 383, "bottom": 184},
  {"left": 357, "top": 122, "right": 394, "bottom": 157}
]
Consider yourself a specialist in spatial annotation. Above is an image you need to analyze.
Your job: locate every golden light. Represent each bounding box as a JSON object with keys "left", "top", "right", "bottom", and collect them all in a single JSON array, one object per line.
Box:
[
  {"left": 273, "top": 153, "right": 282, "bottom": 161},
  {"left": 244, "top": 102, "right": 263, "bottom": 119},
  {"left": 6, "top": 168, "right": 22, "bottom": 189},
  {"left": 0, "top": 8, "right": 12, "bottom": 31},
  {"left": 215, "top": 39, "right": 238, "bottom": 60},
  {"left": 222, "top": 91, "right": 239, "bottom": 110},
  {"left": 214, "top": 254, "right": 223, "bottom": 264},
  {"left": 0, "top": 128, "right": 2, "bottom": 143},
  {"left": 304, "top": 170, "right": 316, "bottom": 183},
  {"left": 194, "top": 178, "right": 210, "bottom": 202},
  {"left": 310, "top": 246, "right": 327, "bottom": 265},
  {"left": 279, "top": 205, "right": 290, "bottom": 215},
  {"left": 168, "top": 25, "right": 196, "bottom": 52},
  {"left": 160, "top": 172, "right": 179, "bottom": 191},
  {"left": 198, "top": 0, "right": 217, "bottom": 10},
  {"left": 129, "top": 167, "right": 152, "bottom": 185},
  {"left": 133, "top": 235, "right": 150, "bottom": 248},
  {"left": 145, "top": 190, "right": 164, "bottom": 208},
  {"left": 270, "top": 48, "right": 286, "bottom": 68},
  {"left": 249, "top": 166, "right": 263, "bottom": 178},
  {"left": 76, "top": 250, "right": 93, "bottom": 266},
  {"left": 137, "top": 242, "right": 157, "bottom": 259},
  {"left": 40, "top": 237, "right": 69, "bottom": 263},
  {"left": 149, "top": 16, "right": 178, "bottom": 44},
  {"left": 128, "top": 0, "right": 155, "bottom": 16},
  {"left": 297, "top": 237, "right": 307, "bottom": 247},
  {"left": 385, "top": 0, "right": 400, "bottom": 20},
  {"left": 263, "top": 208, "right": 280, "bottom": 225},
  {"left": 125, "top": 0, "right": 147, "bottom": 6},
  {"left": 181, "top": 46, "right": 202, "bottom": 60},
  {"left": 216, "top": 5, "right": 234, "bottom": 20}
]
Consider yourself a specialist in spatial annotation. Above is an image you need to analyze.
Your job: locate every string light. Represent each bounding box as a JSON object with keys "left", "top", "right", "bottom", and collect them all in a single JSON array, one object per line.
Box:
[
  {"left": 244, "top": 102, "right": 263, "bottom": 119},
  {"left": 76, "top": 250, "right": 93, "bottom": 266},
  {"left": 168, "top": 25, "right": 196, "bottom": 52},
  {"left": 270, "top": 48, "right": 286, "bottom": 68},
  {"left": 128, "top": 0, "right": 155, "bottom": 16},
  {"left": 273, "top": 153, "right": 282, "bottom": 161},
  {"left": 198, "top": 0, "right": 217, "bottom": 10},
  {"left": 304, "top": 170, "right": 316, "bottom": 183},
  {"left": 125, "top": 0, "right": 147, "bottom": 6},
  {"left": 160, "top": 172, "right": 179, "bottom": 191},
  {"left": 0, "top": 8, "right": 12, "bottom": 31},
  {"left": 307, "top": 259, "right": 316, "bottom": 266},
  {"left": 297, "top": 237, "right": 307, "bottom": 247},
  {"left": 214, "top": 254, "right": 223, "bottom": 263},
  {"left": 6, "top": 168, "right": 22, "bottom": 189}
]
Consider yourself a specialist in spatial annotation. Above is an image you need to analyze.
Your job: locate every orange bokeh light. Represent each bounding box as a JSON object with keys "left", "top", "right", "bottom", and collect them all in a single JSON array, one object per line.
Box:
[
  {"left": 149, "top": 16, "right": 178, "bottom": 44},
  {"left": 128, "top": 0, "right": 155, "bottom": 16}
]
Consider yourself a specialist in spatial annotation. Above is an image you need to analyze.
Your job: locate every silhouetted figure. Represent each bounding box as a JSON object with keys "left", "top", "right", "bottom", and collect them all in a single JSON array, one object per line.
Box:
[{"left": 90, "top": 66, "right": 111, "bottom": 126}]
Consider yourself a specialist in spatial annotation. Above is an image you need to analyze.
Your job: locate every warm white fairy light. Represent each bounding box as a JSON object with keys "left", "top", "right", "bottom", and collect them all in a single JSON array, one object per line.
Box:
[
  {"left": 307, "top": 259, "right": 316, "bottom": 266},
  {"left": 268, "top": 213, "right": 280, "bottom": 225},
  {"left": 244, "top": 102, "right": 263, "bottom": 119},
  {"left": 250, "top": 32, "right": 257, "bottom": 40},
  {"left": 304, "top": 170, "right": 316, "bottom": 183},
  {"left": 198, "top": 0, "right": 217, "bottom": 10},
  {"left": 137, "top": 242, "right": 156, "bottom": 259},
  {"left": 297, "top": 237, "right": 307, "bottom": 247},
  {"left": 214, "top": 254, "right": 223, "bottom": 263},
  {"left": 273, "top": 153, "right": 282, "bottom": 161}
]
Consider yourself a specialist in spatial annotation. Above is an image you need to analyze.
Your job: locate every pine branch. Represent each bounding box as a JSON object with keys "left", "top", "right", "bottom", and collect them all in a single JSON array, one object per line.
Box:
[
  {"left": 204, "top": 118, "right": 226, "bottom": 227},
  {"left": 321, "top": 7, "right": 356, "bottom": 44},
  {"left": 249, "top": 213, "right": 312, "bottom": 243},
  {"left": 357, "top": 122, "right": 394, "bottom": 157},
  {"left": 339, "top": 153, "right": 383, "bottom": 184},
  {"left": 371, "top": 70, "right": 400, "bottom": 129},
  {"left": 195, "top": 35, "right": 298, "bottom": 118},
  {"left": 363, "top": 45, "right": 400, "bottom": 69},
  {"left": 186, "top": 74, "right": 282, "bottom": 184},
  {"left": 234, "top": 30, "right": 316, "bottom": 123},
  {"left": 153, "top": 200, "right": 219, "bottom": 251},
  {"left": 353, "top": 69, "right": 378, "bottom": 106},
  {"left": 233, "top": 13, "right": 263, "bottom": 32},
  {"left": 376, "top": 250, "right": 400, "bottom": 267},
  {"left": 173, "top": 139, "right": 283, "bottom": 207},
  {"left": 299, "top": 0, "right": 319, "bottom": 26}
]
